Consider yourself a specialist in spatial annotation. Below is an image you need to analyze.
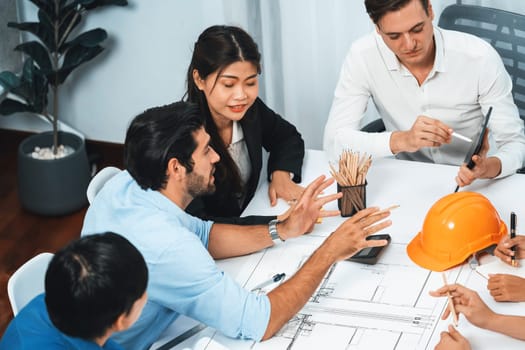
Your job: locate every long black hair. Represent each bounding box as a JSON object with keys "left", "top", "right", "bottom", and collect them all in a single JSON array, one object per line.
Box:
[{"left": 184, "top": 25, "right": 261, "bottom": 196}]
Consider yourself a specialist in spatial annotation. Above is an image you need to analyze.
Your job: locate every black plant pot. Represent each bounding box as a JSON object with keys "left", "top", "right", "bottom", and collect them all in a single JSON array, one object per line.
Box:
[{"left": 17, "top": 131, "right": 91, "bottom": 215}]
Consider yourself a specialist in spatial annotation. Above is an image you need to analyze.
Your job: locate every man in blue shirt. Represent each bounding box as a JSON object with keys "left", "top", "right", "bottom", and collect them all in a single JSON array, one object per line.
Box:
[
  {"left": 0, "top": 232, "right": 148, "bottom": 350},
  {"left": 82, "top": 101, "right": 392, "bottom": 349}
]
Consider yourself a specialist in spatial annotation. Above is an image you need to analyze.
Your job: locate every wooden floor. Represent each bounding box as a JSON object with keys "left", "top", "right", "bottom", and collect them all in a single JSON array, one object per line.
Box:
[{"left": 0, "top": 129, "right": 123, "bottom": 337}]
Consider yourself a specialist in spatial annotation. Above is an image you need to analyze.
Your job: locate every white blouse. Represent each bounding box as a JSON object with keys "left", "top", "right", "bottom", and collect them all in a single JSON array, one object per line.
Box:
[{"left": 227, "top": 121, "right": 252, "bottom": 186}]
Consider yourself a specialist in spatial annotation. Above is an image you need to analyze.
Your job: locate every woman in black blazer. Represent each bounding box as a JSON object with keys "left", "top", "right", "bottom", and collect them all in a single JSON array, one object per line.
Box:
[{"left": 184, "top": 25, "right": 305, "bottom": 225}]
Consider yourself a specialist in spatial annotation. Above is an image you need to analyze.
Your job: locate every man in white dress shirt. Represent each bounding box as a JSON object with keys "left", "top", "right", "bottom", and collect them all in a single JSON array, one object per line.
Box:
[{"left": 323, "top": 0, "right": 525, "bottom": 188}]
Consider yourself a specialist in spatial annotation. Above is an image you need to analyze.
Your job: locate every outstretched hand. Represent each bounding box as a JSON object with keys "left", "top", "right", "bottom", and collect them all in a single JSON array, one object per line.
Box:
[{"left": 278, "top": 175, "right": 340, "bottom": 239}]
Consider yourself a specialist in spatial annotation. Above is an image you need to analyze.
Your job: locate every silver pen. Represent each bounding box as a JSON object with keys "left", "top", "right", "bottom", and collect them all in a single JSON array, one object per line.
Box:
[
  {"left": 451, "top": 131, "right": 472, "bottom": 143},
  {"left": 251, "top": 273, "right": 286, "bottom": 292}
]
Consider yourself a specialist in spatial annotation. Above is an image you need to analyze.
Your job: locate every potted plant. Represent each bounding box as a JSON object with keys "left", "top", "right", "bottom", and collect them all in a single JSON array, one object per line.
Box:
[{"left": 0, "top": 0, "right": 127, "bottom": 215}]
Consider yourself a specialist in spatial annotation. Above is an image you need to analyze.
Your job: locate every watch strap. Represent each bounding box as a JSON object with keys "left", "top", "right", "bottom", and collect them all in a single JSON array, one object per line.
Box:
[{"left": 268, "top": 219, "right": 284, "bottom": 242}]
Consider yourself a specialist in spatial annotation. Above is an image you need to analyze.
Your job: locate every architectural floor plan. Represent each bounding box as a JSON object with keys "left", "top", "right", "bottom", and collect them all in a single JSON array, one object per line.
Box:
[
  {"left": 149, "top": 151, "right": 525, "bottom": 350},
  {"left": 177, "top": 237, "right": 465, "bottom": 350}
]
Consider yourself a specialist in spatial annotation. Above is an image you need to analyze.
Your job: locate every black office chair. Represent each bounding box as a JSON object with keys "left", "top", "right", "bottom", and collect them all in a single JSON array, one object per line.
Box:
[
  {"left": 362, "top": 4, "right": 525, "bottom": 172},
  {"left": 438, "top": 4, "right": 525, "bottom": 122}
]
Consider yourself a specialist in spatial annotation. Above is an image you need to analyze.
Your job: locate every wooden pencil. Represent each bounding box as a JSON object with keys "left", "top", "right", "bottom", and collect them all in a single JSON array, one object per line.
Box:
[{"left": 441, "top": 272, "right": 459, "bottom": 327}]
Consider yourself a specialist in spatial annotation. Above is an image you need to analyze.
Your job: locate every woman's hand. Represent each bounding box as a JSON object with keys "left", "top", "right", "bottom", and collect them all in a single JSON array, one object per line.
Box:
[
  {"left": 487, "top": 274, "right": 525, "bottom": 302},
  {"left": 268, "top": 170, "right": 304, "bottom": 206},
  {"left": 494, "top": 235, "right": 525, "bottom": 265},
  {"left": 430, "top": 283, "right": 494, "bottom": 329}
]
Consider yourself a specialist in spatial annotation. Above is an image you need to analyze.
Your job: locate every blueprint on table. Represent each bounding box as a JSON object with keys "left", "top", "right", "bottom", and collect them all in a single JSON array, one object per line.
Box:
[{"left": 169, "top": 236, "right": 468, "bottom": 350}]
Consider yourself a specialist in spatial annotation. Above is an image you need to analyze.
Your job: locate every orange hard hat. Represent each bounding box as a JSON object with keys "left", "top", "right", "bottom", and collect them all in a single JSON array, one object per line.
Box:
[{"left": 407, "top": 191, "right": 507, "bottom": 271}]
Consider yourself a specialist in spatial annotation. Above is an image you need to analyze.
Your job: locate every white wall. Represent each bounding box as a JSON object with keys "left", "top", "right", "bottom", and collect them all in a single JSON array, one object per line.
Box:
[
  {"left": 276, "top": 1, "right": 374, "bottom": 150},
  {"left": 1, "top": 0, "right": 524, "bottom": 147},
  {"left": 1, "top": 0, "right": 231, "bottom": 142},
  {"left": 62, "top": 1, "right": 227, "bottom": 143},
  {"left": 242, "top": 0, "right": 456, "bottom": 148}
]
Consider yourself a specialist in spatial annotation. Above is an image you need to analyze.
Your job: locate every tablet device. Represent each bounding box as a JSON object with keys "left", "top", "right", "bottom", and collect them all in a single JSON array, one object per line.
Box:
[
  {"left": 463, "top": 107, "right": 492, "bottom": 169},
  {"left": 347, "top": 234, "right": 391, "bottom": 265}
]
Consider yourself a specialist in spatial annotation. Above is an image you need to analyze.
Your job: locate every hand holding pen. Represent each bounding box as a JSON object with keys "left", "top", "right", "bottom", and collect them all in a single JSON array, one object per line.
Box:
[{"left": 493, "top": 212, "right": 525, "bottom": 266}]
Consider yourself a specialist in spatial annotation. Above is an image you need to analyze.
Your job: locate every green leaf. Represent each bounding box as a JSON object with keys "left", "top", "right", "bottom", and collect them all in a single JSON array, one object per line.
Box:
[
  {"left": 21, "top": 58, "right": 35, "bottom": 85},
  {"left": 5, "top": 0, "right": 127, "bottom": 119},
  {"left": 82, "top": 0, "right": 128, "bottom": 10},
  {"left": 52, "top": 45, "right": 104, "bottom": 85},
  {"left": 77, "top": 0, "right": 97, "bottom": 6},
  {"left": 15, "top": 41, "right": 53, "bottom": 72},
  {"left": 8, "top": 21, "right": 54, "bottom": 52},
  {"left": 12, "top": 59, "right": 35, "bottom": 102},
  {"left": 0, "top": 98, "right": 33, "bottom": 116},
  {"left": 0, "top": 71, "right": 21, "bottom": 91},
  {"left": 60, "top": 28, "right": 107, "bottom": 53},
  {"left": 11, "top": 82, "right": 32, "bottom": 104},
  {"left": 28, "top": 0, "right": 54, "bottom": 21},
  {"left": 8, "top": 58, "right": 49, "bottom": 115},
  {"left": 60, "top": 2, "right": 81, "bottom": 16},
  {"left": 37, "top": 10, "right": 56, "bottom": 51},
  {"left": 77, "top": 28, "right": 108, "bottom": 47}
]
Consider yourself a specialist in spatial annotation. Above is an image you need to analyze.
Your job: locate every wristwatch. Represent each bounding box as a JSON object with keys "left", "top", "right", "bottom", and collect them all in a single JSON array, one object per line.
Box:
[{"left": 268, "top": 219, "right": 284, "bottom": 242}]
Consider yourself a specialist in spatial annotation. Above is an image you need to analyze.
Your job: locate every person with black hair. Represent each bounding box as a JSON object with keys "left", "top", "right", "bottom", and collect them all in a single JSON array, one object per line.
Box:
[
  {"left": 81, "top": 101, "right": 392, "bottom": 350},
  {"left": 0, "top": 232, "right": 148, "bottom": 350},
  {"left": 323, "top": 0, "right": 525, "bottom": 188},
  {"left": 183, "top": 25, "right": 305, "bottom": 225}
]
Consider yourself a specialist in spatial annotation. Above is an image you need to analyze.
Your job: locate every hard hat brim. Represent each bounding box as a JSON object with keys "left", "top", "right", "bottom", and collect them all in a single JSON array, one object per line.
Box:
[{"left": 407, "top": 231, "right": 458, "bottom": 272}]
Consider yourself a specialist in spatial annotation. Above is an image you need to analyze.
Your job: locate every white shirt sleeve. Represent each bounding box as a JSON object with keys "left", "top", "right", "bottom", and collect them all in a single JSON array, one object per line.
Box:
[
  {"left": 324, "top": 29, "right": 525, "bottom": 175},
  {"left": 323, "top": 39, "right": 393, "bottom": 163},
  {"left": 477, "top": 45, "right": 525, "bottom": 177}
]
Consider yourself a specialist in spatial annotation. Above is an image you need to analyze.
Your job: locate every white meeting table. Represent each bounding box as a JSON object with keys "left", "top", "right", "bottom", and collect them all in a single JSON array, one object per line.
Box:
[{"left": 152, "top": 150, "right": 525, "bottom": 350}]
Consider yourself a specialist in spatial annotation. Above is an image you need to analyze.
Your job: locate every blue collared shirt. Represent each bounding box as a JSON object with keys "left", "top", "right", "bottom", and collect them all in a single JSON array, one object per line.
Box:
[
  {"left": 81, "top": 171, "right": 270, "bottom": 350},
  {"left": 0, "top": 294, "right": 123, "bottom": 350}
]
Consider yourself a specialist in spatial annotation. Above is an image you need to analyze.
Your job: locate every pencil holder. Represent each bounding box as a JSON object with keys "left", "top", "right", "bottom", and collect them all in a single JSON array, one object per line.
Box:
[{"left": 337, "top": 181, "right": 367, "bottom": 217}]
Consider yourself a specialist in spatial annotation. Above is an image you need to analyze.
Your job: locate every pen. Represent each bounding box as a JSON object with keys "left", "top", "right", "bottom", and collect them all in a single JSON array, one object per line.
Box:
[
  {"left": 511, "top": 212, "right": 517, "bottom": 267},
  {"left": 251, "top": 273, "right": 286, "bottom": 292},
  {"left": 451, "top": 132, "right": 473, "bottom": 143},
  {"left": 156, "top": 323, "right": 207, "bottom": 350},
  {"left": 441, "top": 272, "right": 459, "bottom": 327}
]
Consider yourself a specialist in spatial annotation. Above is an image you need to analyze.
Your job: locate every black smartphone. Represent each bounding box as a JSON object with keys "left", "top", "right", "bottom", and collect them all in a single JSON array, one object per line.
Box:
[
  {"left": 464, "top": 107, "right": 492, "bottom": 169},
  {"left": 347, "top": 234, "right": 391, "bottom": 265}
]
